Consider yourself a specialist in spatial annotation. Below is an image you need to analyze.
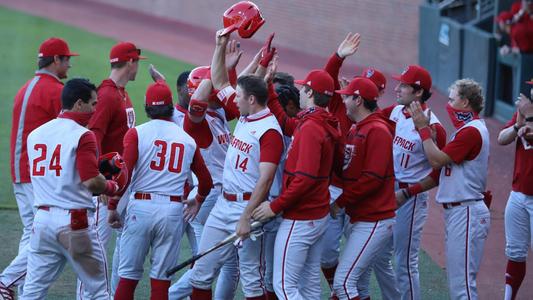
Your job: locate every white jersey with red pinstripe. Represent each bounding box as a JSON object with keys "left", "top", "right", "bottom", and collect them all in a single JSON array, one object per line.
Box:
[
  {"left": 201, "top": 108, "right": 231, "bottom": 185},
  {"left": 129, "top": 119, "right": 197, "bottom": 196},
  {"left": 390, "top": 105, "right": 442, "bottom": 182},
  {"left": 27, "top": 118, "right": 93, "bottom": 210}
]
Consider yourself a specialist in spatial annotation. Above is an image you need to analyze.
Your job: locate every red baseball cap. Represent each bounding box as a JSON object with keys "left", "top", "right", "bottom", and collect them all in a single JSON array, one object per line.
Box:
[
  {"left": 496, "top": 11, "right": 513, "bottom": 24},
  {"left": 393, "top": 65, "right": 432, "bottom": 91},
  {"left": 110, "top": 42, "right": 147, "bottom": 63},
  {"left": 294, "top": 70, "right": 334, "bottom": 96},
  {"left": 145, "top": 81, "right": 173, "bottom": 106},
  {"left": 38, "top": 37, "right": 79, "bottom": 58},
  {"left": 361, "top": 67, "right": 386, "bottom": 90},
  {"left": 336, "top": 77, "right": 379, "bottom": 101}
]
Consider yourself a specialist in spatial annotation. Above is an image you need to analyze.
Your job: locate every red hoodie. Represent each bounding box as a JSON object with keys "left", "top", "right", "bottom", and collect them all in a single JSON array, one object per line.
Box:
[
  {"left": 89, "top": 79, "right": 135, "bottom": 155},
  {"left": 270, "top": 107, "right": 343, "bottom": 220},
  {"left": 336, "top": 112, "right": 397, "bottom": 223}
]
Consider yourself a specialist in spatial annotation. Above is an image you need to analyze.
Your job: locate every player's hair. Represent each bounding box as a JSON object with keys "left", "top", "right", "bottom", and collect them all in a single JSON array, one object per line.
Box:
[
  {"left": 237, "top": 75, "right": 268, "bottom": 106},
  {"left": 38, "top": 55, "right": 68, "bottom": 69},
  {"left": 145, "top": 104, "right": 174, "bottom": 119},
  {"left": 61, "top": 78, "right": 97, "bottom": 109},
  {"left": 110, "top": 61, "right": 128, "bottom": 69},
  {"left": 177, "top": 71, "right": 191, "bottom": 88},
  {"left": 449, "top": 78, "right": 485, "bottom": 113},
  {"left": 276, "top": 84, "right": 300, "bottom": 110},
  {"left": 273, "top": 72, "right": 295, "bottom": 86},
  {"left": 304, "top": 86, "right": 331, "bottom": 108},
  {"left": 411, "top": 84, "right": 432, "bottom": 103},
  {"left": 362, "top": 98, "right": 378, "bottom": 112}
]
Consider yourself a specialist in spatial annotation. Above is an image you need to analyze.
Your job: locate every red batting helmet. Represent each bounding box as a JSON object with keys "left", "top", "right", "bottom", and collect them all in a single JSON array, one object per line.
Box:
[
  {"left": 187, "top": 66, "right": 211, "bottom": 97},
  {"left": 221, "top": 1, "right": 265, "bottom": 39}
]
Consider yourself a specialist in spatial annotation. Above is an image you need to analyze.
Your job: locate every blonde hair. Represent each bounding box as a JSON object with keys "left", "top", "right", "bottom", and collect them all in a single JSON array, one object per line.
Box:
[{"left": 449, "top": 79, "right": 484, "bottom": 113}]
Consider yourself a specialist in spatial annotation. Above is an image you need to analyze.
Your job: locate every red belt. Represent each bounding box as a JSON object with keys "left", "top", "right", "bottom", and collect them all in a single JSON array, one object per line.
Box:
[
  {"left": 397, "top": 181, "right": 409, "bottom": 189},
  {"left": 134, "top": 192, "right": 182, "bottom": 202},
  {"left": 38, "top": 206, "right": 87, "bottom": 213},
  {"left": 223, "top": 192, "right": 252, "bottom": 201}
]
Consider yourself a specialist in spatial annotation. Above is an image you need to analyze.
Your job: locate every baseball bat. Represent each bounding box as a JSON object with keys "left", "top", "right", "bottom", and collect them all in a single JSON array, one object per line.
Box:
[{"left": 165, "top": 220, "right": 265, "bottom": 277}]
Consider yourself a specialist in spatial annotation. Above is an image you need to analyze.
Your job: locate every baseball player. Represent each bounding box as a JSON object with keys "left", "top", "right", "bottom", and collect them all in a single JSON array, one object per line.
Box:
[
  {"left": 0, "top": 37, "right": 78, "bottom": 298},
  {"left": 497, "top": 80, "right": 533, "bottom": 300},
  {"left": 404, "top": 78, "right": 490, "bottom": 300},
  {"left": 329, "top": 77, "right": 396, "bottom": 300},
  {"left": 112, "top": 81, "right": 213, "bottom": 300},
  {"left": 254, "top": 66, "right": 343, "bottom": 299},
  {"left": 22, "top": 78, "right": 127, "bottom": 299},
  {"left": 88, "top": 41, "right": 145, "bottom": 296},
  {"left": 189, "top": 30, "right": 283, "bottom": 300}
]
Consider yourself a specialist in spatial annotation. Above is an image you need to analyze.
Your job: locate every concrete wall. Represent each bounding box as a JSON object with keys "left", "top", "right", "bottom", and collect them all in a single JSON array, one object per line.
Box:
[{"left": 90, "top": 0, "right": 422, "bottom": 73}]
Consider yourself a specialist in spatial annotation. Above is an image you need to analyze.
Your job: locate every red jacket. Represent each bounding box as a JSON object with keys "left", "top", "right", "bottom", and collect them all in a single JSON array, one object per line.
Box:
[
  {"left": 88, "top": 79, "right": 135, "bottom": 155},
  {"left": 10, "top": 71, "right": 63, "bottom": 183},
  {"left": 270, "top": 107, "right": 343, "bottom": 220},
  {"left": 336, "top": 113, "right": 397, "bottom": 222}
]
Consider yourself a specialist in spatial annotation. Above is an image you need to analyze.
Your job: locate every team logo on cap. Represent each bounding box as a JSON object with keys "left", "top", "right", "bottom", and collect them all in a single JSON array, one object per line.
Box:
[{"left": 365, "top": 69, "right": 374, "bottom": 78}]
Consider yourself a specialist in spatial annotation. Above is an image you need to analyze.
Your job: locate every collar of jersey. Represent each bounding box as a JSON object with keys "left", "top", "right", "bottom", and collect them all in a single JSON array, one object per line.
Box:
[{"left": 245, "top": 108, "right": 271, "bottom": 122}]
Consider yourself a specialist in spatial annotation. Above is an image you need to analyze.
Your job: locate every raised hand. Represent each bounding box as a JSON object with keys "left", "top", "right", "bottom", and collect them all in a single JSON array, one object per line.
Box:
[
  {"left": 216, "top": 29, "right": 230, "bottom": 46},
  {"left": 226, "top": 40, "right": 243, "bottom": 71},
  {"left": 337, "top": 32, "right": 361, "bottom": 59},
  {"left": 259, "top": 33, "right": 276, "bottom": 68},
  {"left": 264, "top": 54, "right": 279, "bottom": 83},
  {"left": 149, "top": 64, "right": 166, "bottom": 82},
  {"left": 407, "top": 101, "right": 430, "bottom": 130}
]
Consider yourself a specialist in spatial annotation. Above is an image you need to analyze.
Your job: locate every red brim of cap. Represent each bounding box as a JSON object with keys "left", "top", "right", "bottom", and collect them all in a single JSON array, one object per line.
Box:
[
  {"left": 335, "top": 89, "right": 352, "bottom": 95},
  {"left": 294, "top": 79, "right": 306, "bottom": 85},
  {"left": 220, "top": 25, "right": 238, "bottom": 36},
  {"left": 67, "top": 52, "right": 79, "bottom": 56},
  {"left": 138, "top": 55, "right": 147, "bottom": 60}
]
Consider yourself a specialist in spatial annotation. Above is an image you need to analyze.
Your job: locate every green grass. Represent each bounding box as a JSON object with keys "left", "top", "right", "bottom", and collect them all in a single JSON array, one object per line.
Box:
[{"left": 0, "top": 5, "right": 449, "bottom": 299}]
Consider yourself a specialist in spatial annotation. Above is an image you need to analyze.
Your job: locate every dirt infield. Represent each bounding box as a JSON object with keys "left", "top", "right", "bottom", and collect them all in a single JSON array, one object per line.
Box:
[{"left": 0, "top": 0, "right": 531, "bottom": 298}]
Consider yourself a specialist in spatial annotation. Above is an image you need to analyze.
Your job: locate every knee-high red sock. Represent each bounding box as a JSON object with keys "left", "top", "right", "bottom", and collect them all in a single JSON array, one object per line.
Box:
[
  {"left": 246, "top": 294, "right": 267, "bottom": 300},
  {"left": 114, "top": 277, "right": 139, "bottom": 300},
  {"left": 322, "top": 264, "right": 338, "bottom": 290},
  {"left": 266, "top": 290, "right": 278, "bottom": 300},
  {"left": 191, "top": 287, "right": 212, "bottom": 300},
  {"left": 150, "top": 278, "right": 171, "bottom": 300},
  {"left": 505, "top": 260, "right": 526, "bottom": 300}
]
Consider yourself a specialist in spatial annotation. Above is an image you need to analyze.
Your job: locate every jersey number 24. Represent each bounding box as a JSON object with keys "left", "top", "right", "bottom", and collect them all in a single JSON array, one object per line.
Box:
[{"left": 32, "top": 144, "right": 62, "bottom": 177}]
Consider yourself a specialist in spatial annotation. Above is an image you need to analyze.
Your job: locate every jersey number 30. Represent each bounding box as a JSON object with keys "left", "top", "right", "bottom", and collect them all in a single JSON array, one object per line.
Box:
[
  {"left": 32, "top": 144, "right": 62, "bottom": 176},
  {"left": 150, "top": 140, "right": 185, "bottom": 173}
]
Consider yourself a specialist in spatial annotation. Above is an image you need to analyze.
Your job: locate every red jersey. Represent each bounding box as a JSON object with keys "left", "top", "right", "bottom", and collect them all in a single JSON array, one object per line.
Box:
[
  {"left": 89, "top": 79, "right": 135, "bottom": 155},
  {"left": 505, "top": 113, "right": 533, "bottom": 195},
  {"left": 270, "top": 107, "right": 343, "bottom": 220},
  {"left": 10, "top": 71, "right": 63, "bottom": 183},
  {"left": 336, "top": 113, "right": 397, "bottom": 222}
]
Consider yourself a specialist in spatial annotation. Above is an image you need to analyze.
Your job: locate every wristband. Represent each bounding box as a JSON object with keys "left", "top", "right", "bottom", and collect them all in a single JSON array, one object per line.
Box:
[
  {"left": 406, "top": 183, "right": 423, "bottom": 197},
  {"left": 418, "top": 126, "right": 432, "bottom": 141},
  {"left": 216, "top": 85, "right": 236, "bottom": 104},
  {"left": 194, "top": 194, "right": 206, "bottom": 204},
  {"left": 103, "top": 180, "right": 118, "bottom": 196},
  {"left": 188, "top": 99, "right": 208, "bottom": 117},
  {"left": 108, "top": 198, "right": 119, "bottom": 210}
]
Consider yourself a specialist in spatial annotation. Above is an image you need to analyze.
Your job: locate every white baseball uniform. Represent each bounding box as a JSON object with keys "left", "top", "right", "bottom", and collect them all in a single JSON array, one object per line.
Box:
[
  {"left": 190, "top": 109, "right": 282, "bottom": 298},
  {"left": 169, "top": 107, "right": 239, "bottom": 300},
  {"left": 437, "top": 119, "right": 490, "bottom": 300},
  {"left": 23, "top": 116, "right": 110, "bottom": 300}
]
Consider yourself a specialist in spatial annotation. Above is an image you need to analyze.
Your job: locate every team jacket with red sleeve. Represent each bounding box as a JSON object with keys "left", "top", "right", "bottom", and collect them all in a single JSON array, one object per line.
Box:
[
  {"left": 11, "top": 71, "right": 63, "bottom": 183},
  {"left": 504, "top": 113, "right": 533, "bottom": 195},
  {"left": 269, "top": 107, "right": 343, "bottom": 220},
  {"left": 335, "top": 113, "right": 397, "bottom": 223},
  {"left": 88, "top": 79, "right": 135, "bottom": 155}
]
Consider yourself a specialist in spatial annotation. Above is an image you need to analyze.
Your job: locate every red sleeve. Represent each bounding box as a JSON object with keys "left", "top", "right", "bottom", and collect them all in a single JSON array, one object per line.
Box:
[
  {"left": 267, "top": 83, "right": 298, "bottom": 136},
  {"left": 46, "top": 85, "right": 63, "bottom": 120},
  {"left": 228, "top": 68, "right": 237, "bottom": 87},
  {"left": 270, "top": 125, "right": 324, "bottom": 214},
  {"left": 76, "top": 131, "right": 100, "bottom": 181},
  {"left": 442, "top": 127, "right": 482, "bottom": 164},
  {"left": 429, "top": 168, "right": 441, "bottom": 183},
  {"left": 503, "top": 112, "right": 518, "bottom": 129},
  {"left": 220, "top": 93, "right": 240, "bottom": 121},
  {"left": 380, "top": 105, "right": 396, "bottom": 119},
  {"left": 259, "top": 129, "right": 283, "bottom": 164},
  {"left": 336, "top": 127, "right": 394, "bottom": 207},
  {"left": 431, "top": 123, "right": 447, "bottom": 149},
  {"left": 183, "top": 115, "right": 213, "bottom": 149},
  {"left": 89, "top": 89, "right": 115, "bottom": 153},
  {"left": 324, "top": 53, "right": 345, "bottom": 116},
  {"left": 109, "top": 128, "right": 138, "bottom": 209},
  {"left": 190, "top": 147, "right": 213, "bottom": 199}
]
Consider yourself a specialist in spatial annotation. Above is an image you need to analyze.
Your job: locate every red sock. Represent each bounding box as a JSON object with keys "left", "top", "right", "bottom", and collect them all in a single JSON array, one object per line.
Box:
[
  {"left": 505, "top": 260, "right": 526, "bottom": 300},
  {"left": 322, "top": 265, "right": 337, "bottom": 290},
  {"left": 150, "top": 278, "right": 170, "bottom": 300},
  {"left": 266, "top": 290, "right": 278, "bottom": 300},
  {"left": 191, "top": 287, "right": 212, "bottom": 300},
  {"left": 246, "top": 294, "right": 267, "bottom": 300},
  {"left": 114, "top": 277, "right": 139, "bottom": 300}
]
